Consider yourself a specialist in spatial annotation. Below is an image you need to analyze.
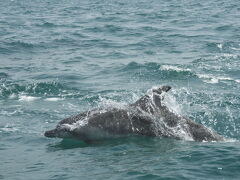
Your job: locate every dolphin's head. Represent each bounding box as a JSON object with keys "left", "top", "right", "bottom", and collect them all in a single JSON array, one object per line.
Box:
[{"left": 44, "top": 124, "right": 73, "bottom": 138}]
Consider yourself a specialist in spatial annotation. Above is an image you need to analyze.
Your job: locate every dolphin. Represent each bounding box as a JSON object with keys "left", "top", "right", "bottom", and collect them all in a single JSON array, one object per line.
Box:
[{"left": 44, "top": 86, "right": 224, "bottom": 142}]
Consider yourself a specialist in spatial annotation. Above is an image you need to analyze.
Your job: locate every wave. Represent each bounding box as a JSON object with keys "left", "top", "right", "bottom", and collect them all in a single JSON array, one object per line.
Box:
[
  {"left": 7, "top": 41, "right": 35, "bottom": 48},
  {"left": 196, "top": 74, "right": 239, "bottom": 84},
  {"left": 118, "top": 61, "right": 240, "bottom": 85},
  {"left": 0, "top": 124, "right": 19, "bottom": 133},
  {"left": 118, "top": 61, "right": 197, "bottom": 81},
  {"left": 206, "top": 41, "right": 240, "bottom": 54},
  {"left": 1, "top": 40, "right": 45, "bottom": 53},
  {"left": 0, "top": 81, "right": 70, "bottom": 99},
  {"left": 160, "top": 65, "right": 191, "bottom": 72},
  {"left": 215, "top": 25, "right": 233, "bottom": 31}
]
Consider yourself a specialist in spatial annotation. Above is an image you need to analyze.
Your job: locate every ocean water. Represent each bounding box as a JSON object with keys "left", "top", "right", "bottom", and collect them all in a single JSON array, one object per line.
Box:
[{"left": 1, "top": 0, "right": 240, "bottom": 179}]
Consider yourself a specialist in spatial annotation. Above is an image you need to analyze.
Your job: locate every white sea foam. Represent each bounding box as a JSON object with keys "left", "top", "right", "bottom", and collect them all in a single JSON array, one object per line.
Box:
[
  {"left": 0, "top": 110, "right": 21, "bottom": 116},
  {"left": 9, "top": 93, "right": 17, "bottom": 99},
  {"left": 163, "top": 93, "right": 182, "bottom": 115},
  {"left": 230, "top": 47, "right": 240, "bottom": 50},
  {"left": 0, "top": 124, "right": 18, "bottom": 133},
  {"left": 222, "top": 54, "right": 237, "bottom": 58},
  {"left": 99, "top": 96, "right": 127, "bottom": 109},
  {"left": 197, "top": 74, "right": 234, "bottom": 84},
  {"left": 217, "top": 43, "right": 223, "bottom": 49},
  {"left": 45, "top": 97, "right": 62, "bottom": 101},
  {"left": 160, "top": 65, "right": 191, "bottom": 72},
  {"left": 19, "top": 95, "right": 40, "bottom": 101}
]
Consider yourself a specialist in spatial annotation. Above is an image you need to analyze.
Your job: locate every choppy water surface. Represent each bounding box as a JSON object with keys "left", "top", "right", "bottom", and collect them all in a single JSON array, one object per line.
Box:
[{"left": 1, "top": 0, "right": 240, "bottom": 179}]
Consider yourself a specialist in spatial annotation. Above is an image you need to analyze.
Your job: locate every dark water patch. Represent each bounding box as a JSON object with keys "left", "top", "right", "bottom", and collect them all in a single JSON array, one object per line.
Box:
[
  {"left": 72, "top": 32, "right": 88, "bottom": 38},
  {"left": 177, "top": 143, "right": 240, "bottom": 176},
  {"left": 49, "top": 174, "right": 70, "bottom": 180},
  {"left": 104, "top": 51, "right": 129, "bottom": 59},
  {"left": 27, "top": 81, "right": 66, "bottom": 95},
  {"left": 104, "top": 24, "right": 123, "bottom": 33},
  {"left": 53, "top": 37, "right": 78, "bottom": 46},
  {"left": 62, "top": 57, "right": 84, "bottom": 64},
  {"left": 61, "top": 6, "right": 83, "bottom": 14},
  {"left": 167, "top": 33, "right": 211, "bottom": 40},
  {"left": 47, "top": 136, "right": 179, "bottom": 152},
  {"left": 215, "top": 24, "right": 233, "bottom": 31},
  {"left": 81, "top": 39, "right": 124, "bottom": 49},
  {"left": 144, "top": 50, "right": 156, "bottom": 55},
  {"left": 119, "top": 62, "right": 158, "bottom": 71},
  {"left": 205, "top": 41, "right": 240, "bottom": 54},
  {"left": 0, "top": 46, "right": 13, "bottom": 55},
  {"left": 94, "top": 15, "right": 128, "bottom": 23},
  {"left": 7, "top": 41, "right": 34, "bottom": 48},
  {"left": 0, "top": 72, "right": 8, "bottom": 79},
  {"left": 32, "top": 74, "right": 59, "bottom": 80},
  {"left": 205, "top": 42, "right": 222, "bottom": 53},
  {"left": 36, "top": 22, "right": 57, "bottom": 28},
  {"left": 47, "top": 139, "right": 89, "bottom": 151},
  {"left": 25, "top": 162, "right": 46, "bottom": 172},
  {"left": 128, "top": 37, "right": 174, "bottom": 49},
  {"left": 138, "top": 174, "right": 164, "bottom": 179},
  {"left": 117, "top": 26, "right": 147, "bottom": 37},
  {"left": 23, "top": 10, "right": 33, "bottom": 15},
  {"left": 58, "top": 74, "right": 87, "bottom": 81},
  {"left": 167, "top": 49, "right": 182, "bottom": 54},
  {"left": 83, "top": 24, "right": 123, "bottom": 35},
  {"left": 127, "top": 171, "right": 162, "bottom": 180},
  {"left": 225, "top": 69, "right": 240, "bottom": 79},
  {"left": 83, "top": 26, "right": 104, "bottom": 33}
]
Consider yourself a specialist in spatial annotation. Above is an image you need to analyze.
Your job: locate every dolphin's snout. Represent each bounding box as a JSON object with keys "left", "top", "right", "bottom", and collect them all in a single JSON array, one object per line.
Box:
[
  {"left": 44, "top": 129, "right": 57, "bottom": 138},
  {"left": 44, "top": 126, "right": 73, "bottom": 138}
]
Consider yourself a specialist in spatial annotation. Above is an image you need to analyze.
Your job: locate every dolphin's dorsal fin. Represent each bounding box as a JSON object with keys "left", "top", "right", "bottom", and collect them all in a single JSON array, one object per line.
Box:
[
  {"left": 152, "top": 85, "right": 171, "bottom": 94},
  {"left": 151, "top": 85, "right": 171, "bottom": 108},
  {"left": 130, "top": 86, "right": 172, "bottom": 113}
]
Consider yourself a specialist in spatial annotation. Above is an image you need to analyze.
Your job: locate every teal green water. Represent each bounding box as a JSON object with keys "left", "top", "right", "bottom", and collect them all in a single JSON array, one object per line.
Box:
[{"left": 1, "top": 0, "right": 240, "bottom": 179}]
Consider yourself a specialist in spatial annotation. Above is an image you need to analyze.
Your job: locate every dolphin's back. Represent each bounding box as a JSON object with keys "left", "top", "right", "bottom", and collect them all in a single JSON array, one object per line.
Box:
[
  {"left": 87, "top": 108, "right": 155, "bottom": 136},
  {"left": 58, "top": 112, "right": 88, "bottom": 125}
]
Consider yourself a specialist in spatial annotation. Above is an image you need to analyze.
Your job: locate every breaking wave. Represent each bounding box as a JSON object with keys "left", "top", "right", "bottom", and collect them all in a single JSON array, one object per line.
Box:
[{"left": 0, "top": 81, "right": 81, "bottom": 100}]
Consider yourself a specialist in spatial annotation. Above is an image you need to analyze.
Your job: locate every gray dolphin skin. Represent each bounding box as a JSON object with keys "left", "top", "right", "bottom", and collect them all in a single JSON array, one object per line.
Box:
[{"left": 44, "top": 86, "right": 224, "bottom": 142}]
